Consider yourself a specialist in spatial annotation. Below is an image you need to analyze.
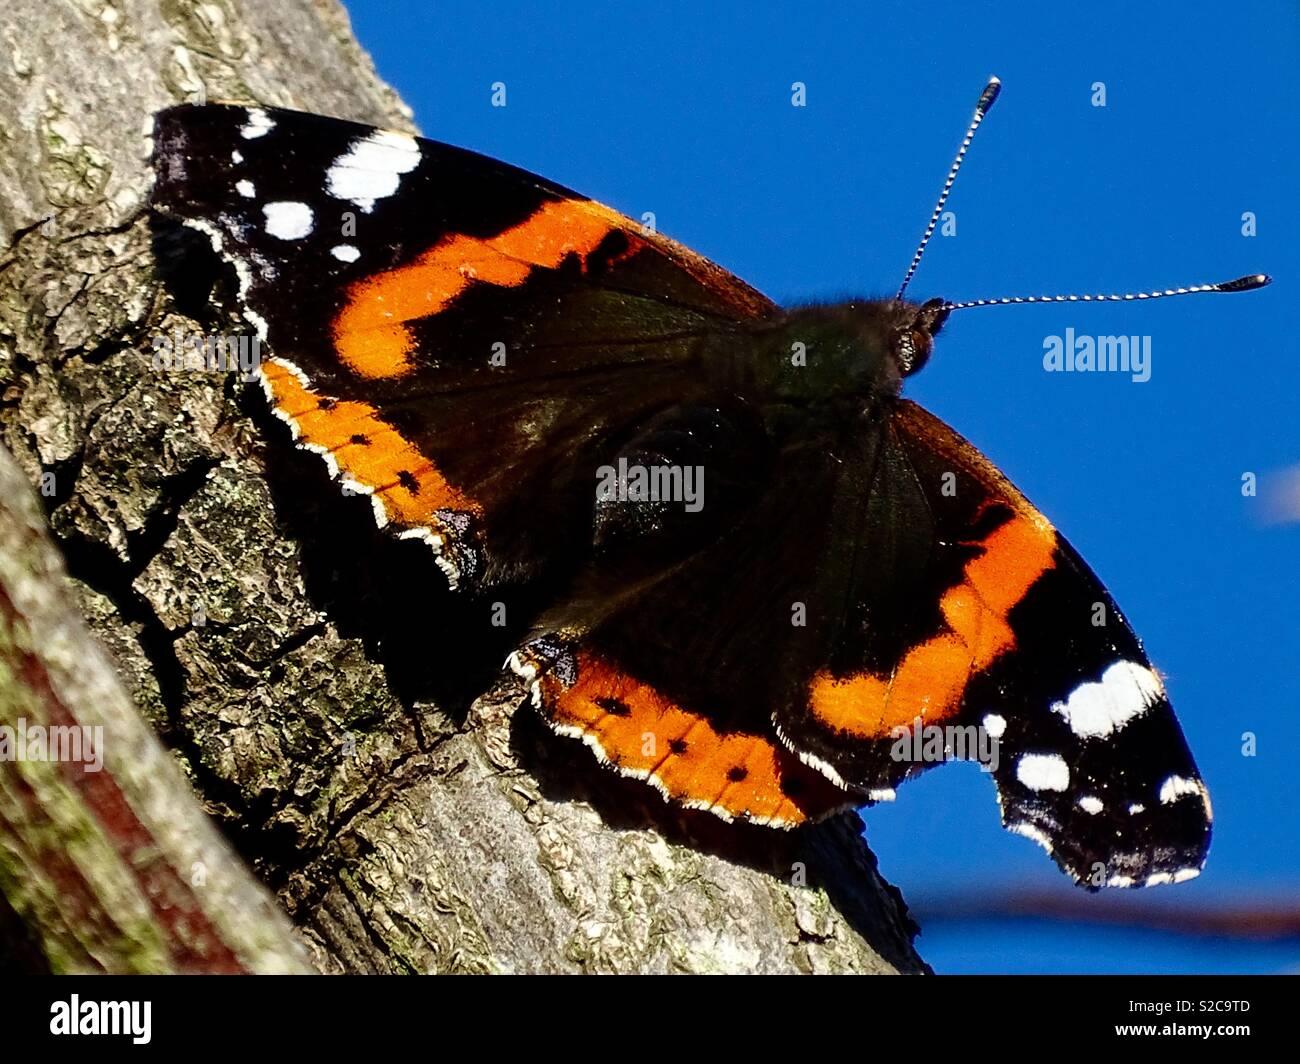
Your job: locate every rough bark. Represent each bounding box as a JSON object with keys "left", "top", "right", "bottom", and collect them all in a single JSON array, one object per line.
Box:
[
  {"left": 0, "top": 441, "right": 312, "bottom": 972},
  {"left": 0, "top": 0, "right": 927, "bottom": 974}
]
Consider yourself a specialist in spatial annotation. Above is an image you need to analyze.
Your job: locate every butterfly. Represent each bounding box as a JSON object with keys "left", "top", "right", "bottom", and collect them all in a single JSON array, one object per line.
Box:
[{"left": 150, "top": 80, "right": 1263, "bottom": 889}]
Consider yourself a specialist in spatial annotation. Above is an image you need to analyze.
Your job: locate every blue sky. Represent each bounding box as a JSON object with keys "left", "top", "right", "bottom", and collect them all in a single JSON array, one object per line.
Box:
[{"left": 342, "top": 1, "right": 1299, "bottom": 972}]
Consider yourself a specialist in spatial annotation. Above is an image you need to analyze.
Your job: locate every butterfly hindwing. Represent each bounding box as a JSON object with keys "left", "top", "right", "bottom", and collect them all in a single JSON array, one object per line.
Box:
[
  {"left": 516, "top": 398, "right": 1210, "bottom": 884},
  {"left": 151, "top": 102, "right": 778, "bottom": 588},
  {"left": 512, "top": 409, "right": 899, "bottom": 825},
  {"left": 509, "top": 427, "right": 878, "bottom": 826}
]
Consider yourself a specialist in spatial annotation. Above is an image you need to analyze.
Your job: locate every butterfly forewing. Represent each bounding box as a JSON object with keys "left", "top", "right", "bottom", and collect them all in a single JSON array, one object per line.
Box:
[{"left": 152, "top": 103, "right": 776, "bottom": 587}]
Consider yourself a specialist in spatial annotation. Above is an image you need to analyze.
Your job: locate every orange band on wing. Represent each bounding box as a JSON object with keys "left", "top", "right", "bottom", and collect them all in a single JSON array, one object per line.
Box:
[
  {"left": 261, "top": 359, "right": 480, "bottom": 525},
  {"left": 541, "top": 650, "right": 850, "bottom": 827},
  {"left": 809, "top": 512, "right": 1055, "bottom": 740},
  {"left": 331, "top": 199, "right": 641, "bottom": 379}
]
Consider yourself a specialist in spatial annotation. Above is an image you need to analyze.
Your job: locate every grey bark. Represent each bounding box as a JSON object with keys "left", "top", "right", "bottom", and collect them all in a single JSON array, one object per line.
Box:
[
  {"left": 0, "top": 0, "right": 926, "bottom": 974},
  {"left": 0, "top": 438, "right": 312, "bottom": 973}
]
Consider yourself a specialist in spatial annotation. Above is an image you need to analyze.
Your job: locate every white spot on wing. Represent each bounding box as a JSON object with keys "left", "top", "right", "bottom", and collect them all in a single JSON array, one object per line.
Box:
[
  {"left": 236, "top": 179, "right": 255, "bottom": 197},
  {"left": 1157, "top": 774, "right": 1212, "bottom": 821},
  {"left": 1159, "top": 775, "right": 1203, "bottom": 804},
  {"left": 1051, "top": 660, "right": 1164, "bottom": 739},
  {"left": 240, "top": 108, "right": 274, "bottom": 139},
  {"left": 263, "top": 201, "right": 314, "bottom": 240},
  {"left": 1016, "top": 753, "right": 1070, "bottom": 792},
  {"left": 330, "top": 244, "right": 360, "bottom": 262},
  {"left": 1077, "top": 795, "right": 1103, "bottom": 815},
  {"left": 326, "top": 129, "right": 421, "bottom": 213},
  {"left": 982, "top": 713, "right": 1007, "bottom": 738}
]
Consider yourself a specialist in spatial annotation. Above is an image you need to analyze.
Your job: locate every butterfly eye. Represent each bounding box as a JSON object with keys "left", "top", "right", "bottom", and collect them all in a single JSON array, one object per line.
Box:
[{"left": 894, "top": 328, "right": 933, "bottom": 375}]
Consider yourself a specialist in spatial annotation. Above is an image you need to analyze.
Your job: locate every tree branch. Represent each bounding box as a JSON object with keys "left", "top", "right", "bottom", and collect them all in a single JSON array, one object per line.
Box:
[{"left": 0, "top": 0, "right": 926, "bottom": 974}]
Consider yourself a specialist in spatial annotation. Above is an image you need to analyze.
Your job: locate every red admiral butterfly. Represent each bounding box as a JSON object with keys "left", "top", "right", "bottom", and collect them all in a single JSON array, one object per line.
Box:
[{"left": 150, "top": 78, "right": 1267, "bottom": 889}]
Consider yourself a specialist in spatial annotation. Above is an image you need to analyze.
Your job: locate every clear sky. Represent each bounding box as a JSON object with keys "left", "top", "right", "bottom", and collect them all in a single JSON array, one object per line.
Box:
[{"left": 342, "top": 0, "right": 1299, "bottom": 973}]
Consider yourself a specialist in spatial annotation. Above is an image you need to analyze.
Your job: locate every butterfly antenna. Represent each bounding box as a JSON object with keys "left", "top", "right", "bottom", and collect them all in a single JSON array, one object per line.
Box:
[
  {"left": 941, "top": 273, "right": 1271, "bottom": 312},
  {"left": 895, "top": 76, "right": 1002, "bottom": 302}
]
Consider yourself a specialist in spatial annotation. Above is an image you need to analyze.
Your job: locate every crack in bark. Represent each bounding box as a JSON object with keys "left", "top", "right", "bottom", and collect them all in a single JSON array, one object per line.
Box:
[{"left": 54, "top": 456, "right": 220, "bottom": 715}]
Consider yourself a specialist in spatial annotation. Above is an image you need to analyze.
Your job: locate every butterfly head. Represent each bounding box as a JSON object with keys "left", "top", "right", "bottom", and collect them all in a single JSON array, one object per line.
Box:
[
  {"left": 831, "top": 296, "right": 951, "bottom": 381},
  {"left": 819, "top": 295, "right": 949, "bottom": 374},
  {"left": 771, "top": 297, "right": 950, "bottom": 406},
  {"left": 889, "top": 297, "right": 950, "bottom": 377}
]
